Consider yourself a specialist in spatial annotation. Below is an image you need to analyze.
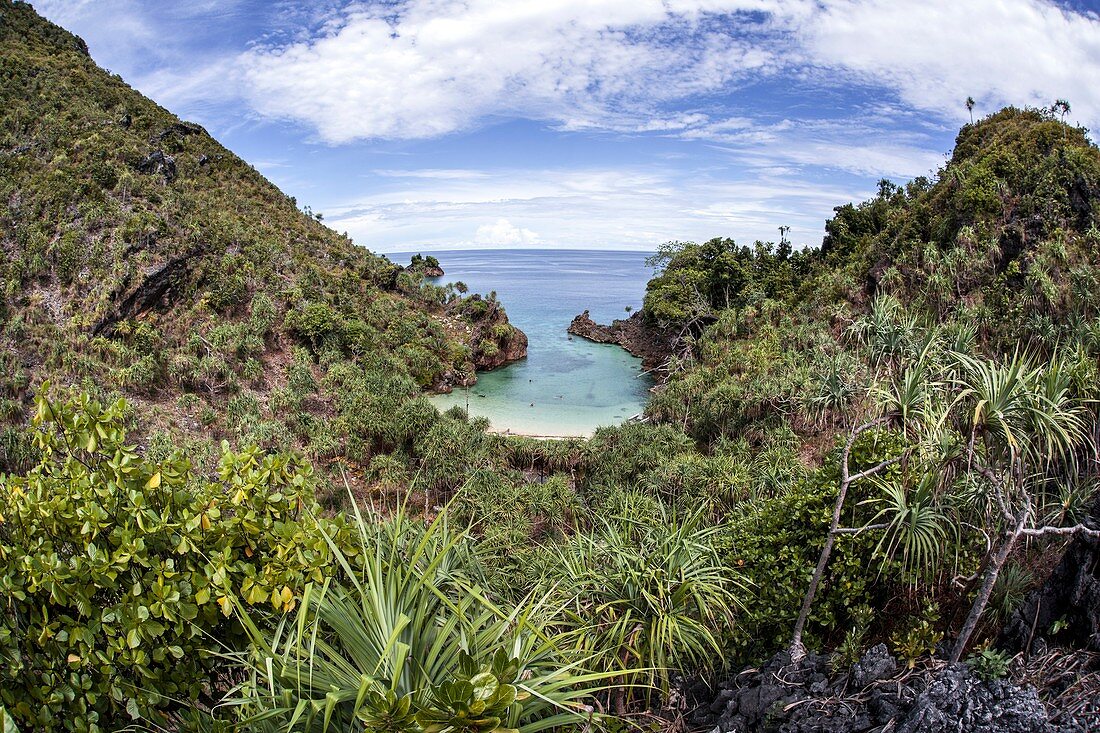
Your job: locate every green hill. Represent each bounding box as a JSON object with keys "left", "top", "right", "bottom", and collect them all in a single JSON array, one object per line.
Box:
[{"left": 0, "top": 0, "right": 525, "bottom": 475}]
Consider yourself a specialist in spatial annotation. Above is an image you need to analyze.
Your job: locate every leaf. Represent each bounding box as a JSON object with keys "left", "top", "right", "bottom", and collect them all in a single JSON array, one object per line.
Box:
[
  {"left": 0, "top": 706, "right": 20, "bottom": 733},
  {"left": 145, "top": 472, "right": 161, "bottom": 490},
  {"left": 126, "top": 697, "right": 141, "bottom": 720}
]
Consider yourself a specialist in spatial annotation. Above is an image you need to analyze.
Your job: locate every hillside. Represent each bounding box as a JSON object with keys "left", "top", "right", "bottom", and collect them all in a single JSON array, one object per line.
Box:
[
  {"left": 0, "top": 0, "right": 526, "bottom": 476},
  {"left": 643, "top": 105, "right": 1100, "bottom": 448}
]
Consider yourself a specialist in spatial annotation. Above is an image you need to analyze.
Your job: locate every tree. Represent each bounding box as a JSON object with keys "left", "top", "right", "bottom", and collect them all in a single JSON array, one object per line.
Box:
[
  {"left": 1053, "top": 99, "right": 1071, "bottom": 142},
  {"left": 966, "top": 96, "right": 975, "bottom": 123},
  {"left": 789, "top": 416, "right": 905, "bottom": 662}
]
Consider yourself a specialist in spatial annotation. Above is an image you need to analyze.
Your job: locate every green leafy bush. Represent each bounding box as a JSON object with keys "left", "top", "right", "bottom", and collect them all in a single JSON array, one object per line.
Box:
[
  {"left": 966, "top": 646, "right": 1011, "bottom": 682},
  {"left": 0, "top": 388, "right": 354, "bottom": 731}
]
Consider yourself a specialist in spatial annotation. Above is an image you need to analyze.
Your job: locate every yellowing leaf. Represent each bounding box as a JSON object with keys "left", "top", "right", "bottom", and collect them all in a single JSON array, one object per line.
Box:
[
  {"left": 217, "top": 595, "right": 233, "bottom": 617},
  {"left": 145, "top": 472, "right": 161, "bottom": 490}
]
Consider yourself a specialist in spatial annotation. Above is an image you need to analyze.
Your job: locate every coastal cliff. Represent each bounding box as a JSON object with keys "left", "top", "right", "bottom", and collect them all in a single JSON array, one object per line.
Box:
[
  {"left": 434, "top": 294, "right": 528, "bottom": 391},
  {"left": 567, "top": 309, "right": 676, "bottom": 372}
]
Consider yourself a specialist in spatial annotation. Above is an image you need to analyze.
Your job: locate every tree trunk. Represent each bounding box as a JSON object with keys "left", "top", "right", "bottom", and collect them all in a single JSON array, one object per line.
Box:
[
  {"left": 789, "top": 416, "right": 898, "bottom": 662},
  {"left": 950, "top": 509, "right": 1028, "bottom": 663}
]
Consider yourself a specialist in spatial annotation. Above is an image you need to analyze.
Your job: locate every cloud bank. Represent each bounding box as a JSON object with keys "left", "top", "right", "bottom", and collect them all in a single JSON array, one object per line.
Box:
[{"left": 238, "top": 0, "right": 1100, "bottom": 143}]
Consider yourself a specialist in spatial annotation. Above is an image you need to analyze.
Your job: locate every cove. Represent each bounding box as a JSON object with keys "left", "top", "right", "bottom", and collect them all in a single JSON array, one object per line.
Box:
[{"left": 405, "top": 249, "right": 656, "bottom": 437}]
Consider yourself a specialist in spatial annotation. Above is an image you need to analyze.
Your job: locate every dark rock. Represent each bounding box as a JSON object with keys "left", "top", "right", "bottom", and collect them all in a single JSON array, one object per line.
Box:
[
  {"left": 895, "top": 664, "right": 1048, "bottom": 733},
  {"left": 1000, "top": 498, "right": 1100, "bottom": 655},
  {"left": 157, "top": 121, "right": 206, "bottom": 140},
  {"left": 197, "top": 154, "right": 210, "bottom": 167},
  {"left": 698, "top": 649, "right": 1053, "bottom": 733},
  {"left": 118, "top": 113, "right": 131, "bottom": 128},
  {"left": 869, "top": 687, "right": 903, "bottom": 722},
  {"left": 92, "top": 246, "right": 204, "bottom": 336},
  {"left": 567, "top": 310, "right": 676, "bottom": 372},
  {"left": 136, "top": 150, "right": 176, "bottom": 182},
  {"left": 851, "top": 643, "right": 898, "bottom": 687}
]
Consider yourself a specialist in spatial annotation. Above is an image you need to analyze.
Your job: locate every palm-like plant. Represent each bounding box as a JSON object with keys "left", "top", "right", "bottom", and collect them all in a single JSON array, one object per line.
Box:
[
  {"left": 936, "top": 351, "right": 1093, "bottom": 660},
  {"left": 546, "top": 506, "right": 743, "bottom": 710},
  {"left": 220, "top": 506, "right": 613, "bottom": 732},
  {"left": 864, "top": 474, "right": 955, "bottom": 588}
]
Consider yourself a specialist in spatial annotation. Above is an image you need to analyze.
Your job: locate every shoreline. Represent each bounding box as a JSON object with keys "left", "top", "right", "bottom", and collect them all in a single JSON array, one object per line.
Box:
[{"left": 487, "top": 427, "right": 591, "bottom": 440}]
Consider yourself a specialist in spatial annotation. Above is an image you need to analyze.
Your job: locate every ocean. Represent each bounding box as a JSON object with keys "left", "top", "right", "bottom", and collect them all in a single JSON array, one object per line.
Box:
[{"left": 395, "top": 248, "right": 657, "bottom": 437}]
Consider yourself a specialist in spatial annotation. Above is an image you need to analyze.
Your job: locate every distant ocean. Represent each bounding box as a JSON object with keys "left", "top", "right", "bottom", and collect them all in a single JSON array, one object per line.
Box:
[{"left": 393, "top": 249, "right": 656, "bottom": 437}]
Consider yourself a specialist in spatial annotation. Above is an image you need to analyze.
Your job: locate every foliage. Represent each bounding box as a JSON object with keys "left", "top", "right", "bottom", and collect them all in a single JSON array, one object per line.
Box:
[
  {"left": 0, "top": 388, "right": 352, "bottom": 731},
  {"left": 546, "top": 506, "right": 742, "bottom": 701},
  {"left": 966, "top": 647, "right": 1011, "bottom": 682},
  {"left": 890, "top": 603, "right": 944, "bottom": 669},
  {"left": 221, "top": 506, "right": 614, "bottom": 732}
]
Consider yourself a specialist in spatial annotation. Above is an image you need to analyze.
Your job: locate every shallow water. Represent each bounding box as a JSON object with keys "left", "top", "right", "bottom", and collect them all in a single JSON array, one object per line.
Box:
[{"left": 397, "top": 249, "right": 656, "bottom": 437}]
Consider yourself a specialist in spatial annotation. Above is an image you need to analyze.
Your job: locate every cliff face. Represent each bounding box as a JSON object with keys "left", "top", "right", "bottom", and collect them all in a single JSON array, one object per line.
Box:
[{"left": 567, "top": 310, "right": 676, "bottom": 372}]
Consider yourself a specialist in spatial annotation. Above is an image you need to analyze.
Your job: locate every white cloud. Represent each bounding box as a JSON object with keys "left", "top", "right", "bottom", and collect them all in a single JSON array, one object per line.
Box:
[
  {"left": 800, "top": 0, "right": 1100, "bottom": 127},
  {"left": 234, "top": 0, "right": 1100, "bottom": 144},
  {"left": 239, "top": 0, "right": 774, "bottom": 142},
  {"left": 324, "top": 165, "right": 865, "bottom": 253},
  {"left": 474, "top": 219, "right": 541, "bottom": 246}
]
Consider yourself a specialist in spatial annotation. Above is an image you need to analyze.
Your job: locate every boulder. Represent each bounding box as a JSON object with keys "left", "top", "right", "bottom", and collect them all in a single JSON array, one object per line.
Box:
[
  {"left": 895, "top": 665, "right": 1048, "bottom": 733},
  {"left": 136, "top": 150, "right": 176, "bottom": 182}
]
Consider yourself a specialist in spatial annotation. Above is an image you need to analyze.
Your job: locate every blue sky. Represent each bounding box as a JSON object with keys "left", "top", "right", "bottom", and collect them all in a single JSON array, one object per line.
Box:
[{"left": 35, "top": 0, "right": 1100, "bottom": 254}]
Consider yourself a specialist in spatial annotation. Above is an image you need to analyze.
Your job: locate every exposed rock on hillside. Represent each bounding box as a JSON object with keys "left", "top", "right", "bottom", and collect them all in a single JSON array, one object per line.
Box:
[
  {"left": 567, "top": 310, "right": 676, "bottom": 372},
  {"left": 1001, "top": 499, "right": 1100, "bottom": 655},
  {"left": 695, "top": 647, "right": 1057, "bottom": 733},
  {"left": 433, "top": 294, "right": 527, "bottom": 391}
]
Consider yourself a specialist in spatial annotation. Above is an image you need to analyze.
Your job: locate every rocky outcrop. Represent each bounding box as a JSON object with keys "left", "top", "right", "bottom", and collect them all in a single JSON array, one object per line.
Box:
[
  {"left": 1000, "top": 499, "right": 1100, "bottom": 655},
  {"left": 433, "top": 294, "right": 528, "bottom": 391},
  {"left": 897, "top": 666, "right": 1047, "bottom": 733},
  {"left": 136, "top": 150, "right": 177, "bottom": 182},
  {"left": 695, "top": 646, "right": 1052, "bottom": 733},
  {"left": 567, "top": 310, "right": 676, "bottom": 372},
  {"left": 92, "top": 246, "right": 205, "bottom": 336}
]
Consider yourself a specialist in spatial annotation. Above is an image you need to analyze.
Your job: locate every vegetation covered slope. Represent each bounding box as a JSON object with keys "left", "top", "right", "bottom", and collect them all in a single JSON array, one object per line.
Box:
[
  {"left": 0, "top": 0, "right": 525, "bottom": 477},
  {"left": 645, "top": 106, "right": 1100, "bottom": 448}
]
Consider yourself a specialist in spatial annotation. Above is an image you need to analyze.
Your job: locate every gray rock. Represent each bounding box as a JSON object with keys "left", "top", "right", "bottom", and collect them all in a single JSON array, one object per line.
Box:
[
  {"left": 895, "top": 664, "right": 1048, "bottom": 733},
  {"left": 852, "top": 643, "right": 898, "bottom": 687},
  {"left": 136, "top": 150, "right": 176, "bottom": 181}
]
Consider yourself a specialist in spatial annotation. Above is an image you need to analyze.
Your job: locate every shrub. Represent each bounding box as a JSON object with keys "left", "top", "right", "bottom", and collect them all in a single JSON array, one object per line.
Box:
[
  {"left": 221, "top": 509, "right": 615, "bottom": 732},
  {"left": 0, "top": 387, "right": 355, "bottom": 731}
]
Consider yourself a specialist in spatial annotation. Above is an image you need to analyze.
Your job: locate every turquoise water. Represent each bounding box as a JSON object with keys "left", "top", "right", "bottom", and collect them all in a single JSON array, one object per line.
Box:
[{"left": 397, "top": 249, "right": 656, "bottom": 437}]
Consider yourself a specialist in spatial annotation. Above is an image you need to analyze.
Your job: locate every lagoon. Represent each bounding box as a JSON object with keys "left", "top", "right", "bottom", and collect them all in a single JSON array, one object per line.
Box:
[{"left": 399, "top": 249, "right": 656, "bottom": 437}]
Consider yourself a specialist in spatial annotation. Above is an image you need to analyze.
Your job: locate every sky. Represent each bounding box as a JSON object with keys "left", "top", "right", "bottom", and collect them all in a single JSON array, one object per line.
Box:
[{"left": 34, "top": 0, "right": 1100, "bottom": 254}]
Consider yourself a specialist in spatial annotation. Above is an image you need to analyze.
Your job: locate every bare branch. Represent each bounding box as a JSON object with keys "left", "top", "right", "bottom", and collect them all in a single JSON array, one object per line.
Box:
[
  {"left": 832, "top": 523, "right": 889, "bottom": 535},
  {"left": 1020, "top": 524, "right": 1100, "bottom": 539},
  {"left": 847, "top": 456, "right": 903, "bottom": 484}
]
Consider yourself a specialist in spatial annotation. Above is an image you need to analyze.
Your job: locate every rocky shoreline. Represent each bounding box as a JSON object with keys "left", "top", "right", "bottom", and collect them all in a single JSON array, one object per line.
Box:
[{"left": 567, "top": 309, "right": 677, "bottom": 373}]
